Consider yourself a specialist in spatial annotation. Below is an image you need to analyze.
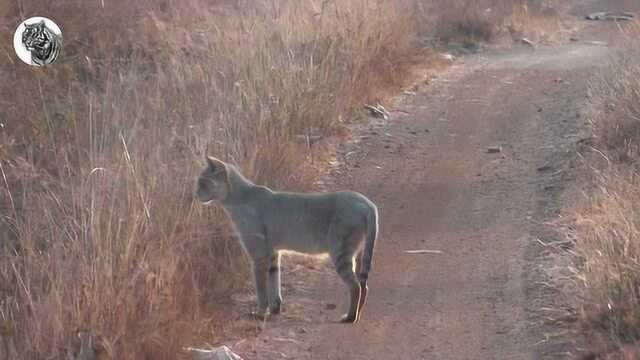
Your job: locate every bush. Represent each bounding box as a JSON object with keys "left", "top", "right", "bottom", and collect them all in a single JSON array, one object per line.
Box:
[{"left": 432, "top": 0, "right": 537, "bottom": 45}]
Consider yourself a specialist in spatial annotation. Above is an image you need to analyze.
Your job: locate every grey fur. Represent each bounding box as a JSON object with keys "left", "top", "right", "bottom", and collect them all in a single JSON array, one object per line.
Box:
[{"left": 196, "top": 156, "right": 378, "bottom": 323}]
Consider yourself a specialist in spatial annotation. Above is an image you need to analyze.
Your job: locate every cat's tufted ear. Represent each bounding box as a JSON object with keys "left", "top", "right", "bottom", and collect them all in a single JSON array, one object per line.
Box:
[{"left": 206, "top": 156, "right": 227, "bottom": 174}]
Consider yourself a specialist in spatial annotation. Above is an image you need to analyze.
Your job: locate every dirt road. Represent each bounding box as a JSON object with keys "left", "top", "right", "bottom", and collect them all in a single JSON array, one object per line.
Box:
[{"left": 223, "top": 3, "right": 637, "bottom": 359}]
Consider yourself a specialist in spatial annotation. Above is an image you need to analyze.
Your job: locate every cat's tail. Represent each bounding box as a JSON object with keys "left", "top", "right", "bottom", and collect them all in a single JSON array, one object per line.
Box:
[{"left": 359, "top": 204, "right": 378, "bottom": 284}]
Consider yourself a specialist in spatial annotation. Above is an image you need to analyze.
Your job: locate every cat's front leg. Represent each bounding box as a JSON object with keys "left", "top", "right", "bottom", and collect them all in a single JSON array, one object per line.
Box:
[
  {"left": 251, "top": 256, "right": 270, "bottom": 319},
  {"left": 267, "top": 251, "right": 282, "bottom": 314}
]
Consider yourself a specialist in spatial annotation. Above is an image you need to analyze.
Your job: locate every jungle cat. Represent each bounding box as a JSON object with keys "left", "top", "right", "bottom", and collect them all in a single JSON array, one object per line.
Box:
[{"left": 195, "top": 156, "right": 378, "bottom": 323}]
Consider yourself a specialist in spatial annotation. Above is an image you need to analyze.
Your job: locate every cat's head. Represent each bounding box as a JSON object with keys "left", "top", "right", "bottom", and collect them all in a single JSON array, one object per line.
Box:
[{"left": 196, "top": 156, "right": 230, "bottom": 203}]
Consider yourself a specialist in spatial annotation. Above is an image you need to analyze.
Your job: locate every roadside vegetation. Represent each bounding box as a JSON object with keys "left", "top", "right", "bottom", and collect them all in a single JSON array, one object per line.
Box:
[
  {"left": 0, "top": 0, "right": 543, "bottom": 358},
  {"left": 559, "top": 25, "right": 640, "bottom": 359},
  {"left": 433, "top": 0, "right": 561, "bottom": 48}
]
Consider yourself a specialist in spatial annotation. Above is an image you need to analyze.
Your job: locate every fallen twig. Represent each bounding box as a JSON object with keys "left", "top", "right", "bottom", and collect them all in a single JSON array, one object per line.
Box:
[
  {"left": 404, "top": 249, "right": 443, "bottom": 254},
  {"left": 364, "top": 103, "right": 390, "bottom": 120}
]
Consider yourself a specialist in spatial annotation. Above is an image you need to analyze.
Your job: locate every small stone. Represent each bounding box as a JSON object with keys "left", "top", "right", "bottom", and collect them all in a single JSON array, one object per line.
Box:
[
  {"left": 325, "top": 303, "right": 337, "bottom": 310},
  {"left": 518, "top": 38, "right": 535, "bottom": 47},
  {"left": 298, "top": 327, "right": 308, "bottom": 334},
  {"left": 586, "top": 12, "right": 634, "bottom": 21},
  {"left": 441, "top": 53, "right": 456, "bottom": 62},
  {"left": 189, "top": 346, "right": 244, "bottom": 360}
]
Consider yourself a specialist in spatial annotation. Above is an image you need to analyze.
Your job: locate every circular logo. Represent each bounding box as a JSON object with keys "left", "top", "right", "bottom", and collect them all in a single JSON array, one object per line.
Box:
[{"left": 13, "top": 17, "right": 63, "bottom": 66}]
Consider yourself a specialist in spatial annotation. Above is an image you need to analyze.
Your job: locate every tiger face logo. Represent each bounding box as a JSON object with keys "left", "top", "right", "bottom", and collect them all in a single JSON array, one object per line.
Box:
[
  {"left": 13, "top": 17, "right": 62, "bottom": 66},
  {"left": 21, "top": 21, "right": 61, "bottom": 66}
]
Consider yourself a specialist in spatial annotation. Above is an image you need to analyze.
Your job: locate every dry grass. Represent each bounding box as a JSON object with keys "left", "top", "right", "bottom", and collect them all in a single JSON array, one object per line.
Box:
[
  {"left": 0, "top": 0, "right": 538, "bottom": 358},
  {"left": 559, "top": 24, "right": 640, "bottom": 359},
  {"left": 431, "top": 0, "right": 551, "bottom": 47}
]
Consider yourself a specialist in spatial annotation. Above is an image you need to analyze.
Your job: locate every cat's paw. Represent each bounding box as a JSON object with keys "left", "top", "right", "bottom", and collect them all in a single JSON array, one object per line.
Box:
[
  {"left": 339, "top": 313, "right": 358, "bottom": 324},
  {"left": 248, "top": 310, "right": 269, "bottom": 321},
  {"left": 269, "top": 299, "right": 282, "bottom": 315}
]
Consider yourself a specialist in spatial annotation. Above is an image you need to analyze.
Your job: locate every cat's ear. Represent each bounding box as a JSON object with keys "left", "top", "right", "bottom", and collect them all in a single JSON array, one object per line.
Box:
[{"left": 206, "top": 156, "right": 227, "bottom": 174}]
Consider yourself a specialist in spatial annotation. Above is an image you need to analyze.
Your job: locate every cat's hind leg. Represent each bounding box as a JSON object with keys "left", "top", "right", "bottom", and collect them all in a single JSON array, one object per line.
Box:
[
  {"left": 355, "top": 250, "right": 369, "bottom": 319},
  {"left": 329, "top": 226, "right": 363, "bottom": 324}
]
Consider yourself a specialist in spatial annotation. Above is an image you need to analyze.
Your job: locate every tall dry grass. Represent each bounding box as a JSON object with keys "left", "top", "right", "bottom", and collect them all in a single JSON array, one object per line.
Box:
[
  {"left": 0, "top": 0, "right": 540, "bottom": 358},
  {"left": 560, "top": 24, "right": 640, "bottom": 359},
  {"left": 0, "top": 0, "right": 419, "bottom": 358}
]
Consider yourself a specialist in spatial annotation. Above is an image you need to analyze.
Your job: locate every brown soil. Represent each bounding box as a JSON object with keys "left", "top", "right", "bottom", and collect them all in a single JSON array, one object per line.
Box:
[{"left": 209, "top": 2, "right": 640, "bottom": 359}]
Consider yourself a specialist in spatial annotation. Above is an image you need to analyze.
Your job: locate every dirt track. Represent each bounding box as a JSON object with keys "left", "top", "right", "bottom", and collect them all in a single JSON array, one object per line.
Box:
[{"left": 221, "top": 2, "right": 638, "bottom": 359}]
